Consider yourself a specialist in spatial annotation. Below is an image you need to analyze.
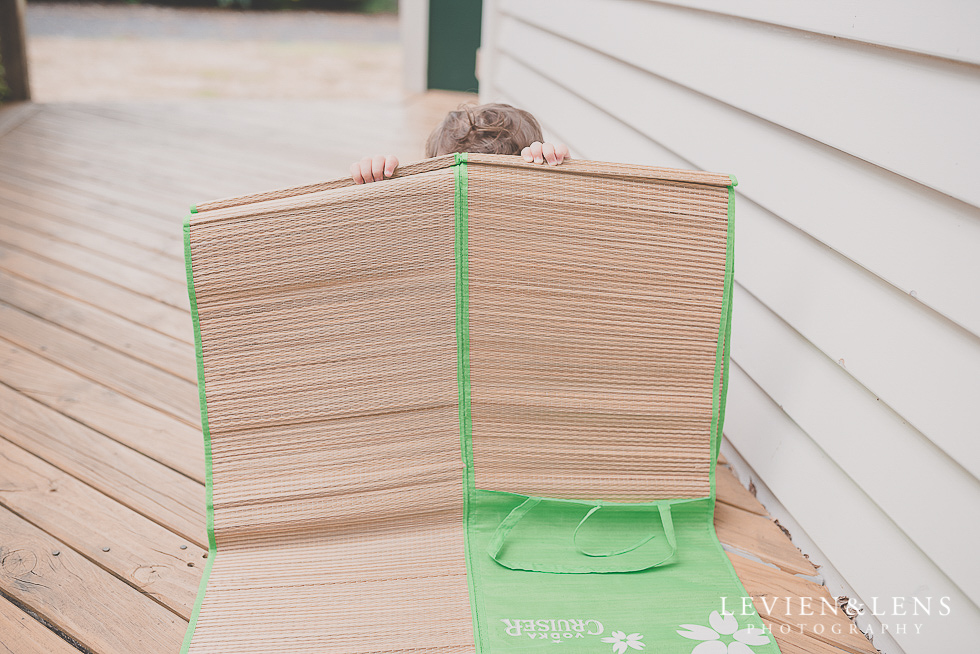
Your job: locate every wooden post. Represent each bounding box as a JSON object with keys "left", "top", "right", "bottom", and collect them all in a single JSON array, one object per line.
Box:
[{"left": 0, "top": 0, "right": 31, "bottom": 101}]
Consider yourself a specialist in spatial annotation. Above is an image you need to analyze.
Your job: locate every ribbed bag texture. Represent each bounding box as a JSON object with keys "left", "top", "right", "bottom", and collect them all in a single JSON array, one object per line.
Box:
[{"left": 182, "top": 154, "right": 779, "bottom": 654}]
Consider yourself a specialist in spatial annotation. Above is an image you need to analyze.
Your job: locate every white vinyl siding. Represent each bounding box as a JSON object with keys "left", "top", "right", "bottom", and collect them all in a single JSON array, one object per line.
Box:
[{"left": 479, "top": 2, "right": 980, "bottom": 652}]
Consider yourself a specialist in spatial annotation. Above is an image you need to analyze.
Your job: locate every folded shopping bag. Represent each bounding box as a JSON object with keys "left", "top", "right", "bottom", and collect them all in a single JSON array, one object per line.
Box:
[{"left": 181, "top": 154, "right": 779, "bottom": 654}]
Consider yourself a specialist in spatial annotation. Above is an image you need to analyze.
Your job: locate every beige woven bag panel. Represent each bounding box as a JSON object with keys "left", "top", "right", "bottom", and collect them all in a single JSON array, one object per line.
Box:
[
  {"left": 184, "top": 155, "right": 732, "bottom": 652},
  {"left": 186, "top": 166, "right": 475, "bottom": 653},
  {"left": 464, "top": 155, "right": 732, "bottom": 501}
]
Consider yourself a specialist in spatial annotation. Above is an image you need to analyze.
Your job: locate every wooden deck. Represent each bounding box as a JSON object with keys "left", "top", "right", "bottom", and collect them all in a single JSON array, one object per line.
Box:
[{"left": 0, "top": 98, "right": 876, "bottom": 654}]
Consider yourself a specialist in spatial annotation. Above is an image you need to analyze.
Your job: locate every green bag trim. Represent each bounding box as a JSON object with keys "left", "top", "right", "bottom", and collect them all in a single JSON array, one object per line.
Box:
[
  {"left": 189, "top": 205, "right": 198, "bottom": 214},
  {"left": 701, "top": 183, "right": 766, "bottom": 647},
  {"left": 486, "top": 497, "right": 680, "bottom": 573},
  {"left": 710, "top": 183, "right": 737, "bottom": 488},
  {"left": 452, "top": 152, "right": 487, "bottom": 651},
  {"left": 180, "top": 218, "right": 217, "bottom": 654}
]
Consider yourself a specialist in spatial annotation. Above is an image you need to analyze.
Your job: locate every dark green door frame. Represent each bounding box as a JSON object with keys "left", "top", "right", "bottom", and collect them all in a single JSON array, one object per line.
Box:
[
  {"left": 427, "top": 0, "right": 482, "bottom": 93},
  {"left": 0, "top": 0, "right": 31, "bottom": 101}
]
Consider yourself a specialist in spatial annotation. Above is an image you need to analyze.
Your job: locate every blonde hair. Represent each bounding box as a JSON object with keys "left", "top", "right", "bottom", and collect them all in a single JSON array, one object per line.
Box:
[{"left": 425, "top": 103, "right": 544, "bottom": 157}]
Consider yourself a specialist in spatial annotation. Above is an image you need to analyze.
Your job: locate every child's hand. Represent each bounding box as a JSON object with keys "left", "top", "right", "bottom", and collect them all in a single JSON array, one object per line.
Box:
[
  {"left": 351, "top": 155, "right": 399, "bottom": 184},
  {"left": 521, "top": 142, "right": 569, "bottom": 166}
]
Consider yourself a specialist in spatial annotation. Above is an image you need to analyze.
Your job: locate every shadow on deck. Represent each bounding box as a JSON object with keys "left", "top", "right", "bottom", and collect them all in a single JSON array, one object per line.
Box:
[{"left": 0, "top": 98, "right": 874, "bottom": 654}]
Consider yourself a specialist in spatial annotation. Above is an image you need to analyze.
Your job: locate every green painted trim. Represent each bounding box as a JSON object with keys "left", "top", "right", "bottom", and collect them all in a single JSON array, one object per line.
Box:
[
  {"left": 179, "top": 217, "right": 217, "bottom": 654},
  {"left": 427, "top": 0, "right": 483, "bottom": 92},
  {"left": 189, "top": 205, "right": 198, "bottom": 214},
  {"left": 709, "top": 184, "right": 736, "bottom": 501},
  {"left": 728, "top": 174, "right": 739, "bottom": 188},
  {"left": 453, "top": 152, "right": 485, "bottom": 652},
  {"left": 477, "top": 487, "right": 707, "bottom": 509},
  {"left": 717, "top": 184, "right": 736, "bottom": 458},
  {"left": 453, "top": 153, "right": 474, "bottom": 475}
]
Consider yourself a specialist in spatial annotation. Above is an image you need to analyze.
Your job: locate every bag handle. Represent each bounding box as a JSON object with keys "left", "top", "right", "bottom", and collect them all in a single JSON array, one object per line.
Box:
[{"left": 486, "top": 497, "right": 677, "bottom": 574}]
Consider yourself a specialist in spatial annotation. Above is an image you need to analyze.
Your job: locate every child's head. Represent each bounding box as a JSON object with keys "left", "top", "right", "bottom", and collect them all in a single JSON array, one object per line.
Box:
[{"left": 425, "top": 103, "right": 543, "bottom": 158}]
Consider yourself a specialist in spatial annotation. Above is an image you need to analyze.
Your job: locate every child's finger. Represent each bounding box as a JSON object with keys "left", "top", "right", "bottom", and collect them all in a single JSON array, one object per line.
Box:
[
  {"left": 358, "top": 158, "right": 376, "bottom": 183},
  {"left": 351, "top": 161, "right": 366, "bottom": 184},
  {"left": 384, "top": 155, "right": 399, "bottom": 178},
  {"left": 371, "top": 155, "right": 386, "bottom": 183},
  {"left": 542, "top": 143, "right": 558, "bottom": 165},
  {"left": 521, "top": 146, "right": 534, "bottom": 162},
  {"left": 528, "top": 141, "right": 544, "bottom": 164},
  {"left": 556, "top": 144, "right": 570, "bottom": 163}
]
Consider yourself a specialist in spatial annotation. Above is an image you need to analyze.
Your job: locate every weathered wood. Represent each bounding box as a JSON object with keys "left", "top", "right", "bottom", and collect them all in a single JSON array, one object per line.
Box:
[
  {"left": 0, "top": 270, "right": 196, "bottom": 382},
  {"left": 3, "top": 142, "right": 187, "bottom": 225},
  {"left": 0, "top": 383, "right": 206, "bottom": 545},
  {"left": 0, "top": 302, "right": 200, "bottom": 425},
  {"left": 730, "top": 553, "right": 878, "bottom": 654},
  {"left": 715, "top": 501, "right": 818, "bottom": 577},
  {"left": 0, "top": 243, "right": 193, "bottom": 344},
  {"left": 0, "top": 506, "right": 186, "bottom": 654},
  {"left": 0, "top": 182, "right": 184, "bottom": 257},
  {"left": 0, "top": 199, "right": 185, "bottom": 280},
  {"left": 761, "top": 617, "right": 853, "bottom": 654},
  {"left": 0, "top": 0, "right": 30, "bottom": 101},
  {"left": 42, "top": 100, "right": 406, "bottom": 171},
  {"left": 716, "top": 462, "right": 768, "bottom": 515},
  {"left": 10, "top": 112, "right": 311, "bottom": 200},
  {"left": 0, "top": 339, "right": 205, "bottom": 483},
  {"left": 0, "top": 220, "right": 189, "bottom": 310},
  {"left": 0, "top": 116, "right": 293, "bottom": 223},
  {"left": 0, "top": 137, "right": 213, "bottom": 225},
  {"left": 0, "top": 164, "right": 180, "bottom": 240},
  {"left": 0, "top": 594, "right": 80, "bottom": 654},
  {"left": 0, "top": 437, "right": 205, "bottom": 618},
  {"left": 0, "top": 157, "right": 182, "bottom": 228}
]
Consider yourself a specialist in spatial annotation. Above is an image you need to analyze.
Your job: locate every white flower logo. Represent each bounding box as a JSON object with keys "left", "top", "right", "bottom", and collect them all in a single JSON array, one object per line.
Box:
[
  {"left": 677, "top": 611, "right": 771, "bottom": 653},
  {"left": 601, "top": 630, "right": 645, "bottom": 654}
]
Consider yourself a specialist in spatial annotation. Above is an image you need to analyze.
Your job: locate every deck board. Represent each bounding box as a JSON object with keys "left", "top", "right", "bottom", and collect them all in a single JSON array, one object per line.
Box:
[
  {"left": 0, "top": 437, "right": 205, "bottom": 618},
  {"left": 0, "top": 243, "right": 193, "bottom": 343},
  {"left": 0, "top": 506, "right": 185, "bottom": 654},
  {"left": 731, "top": 555, "right": 877, "bottom": 654},
  {"left": 0, "top": 303, "right": 199, "bottom": 424},
  {"left": 0, "top": 222, "right": 189, "bottom": 308},
  {"left": 0, "top": 594, "right": 80, "bottom": 654},
  {"left": 716, "top": 463, "right": 768, "bottom": 516},
  {"left": 715, "top": 501, "right": 819, "bottom": 577},
  {"left": 0, "top": 164, "right": 184, "bottom": 233},
  {"left": 0, "top": 384, "right": 205, "bottom": 544},
  {"left": 0, "top": 271, "right": 196, "bottom": 380},
  {"left": 0, "top": 203, "right": 186, "bottom": 280},
  {"left": 0, "top": 340, "right": 205, "bottom": 481},
  {"left": 0, "top": 100, "right": 875, "bottom": 654}
]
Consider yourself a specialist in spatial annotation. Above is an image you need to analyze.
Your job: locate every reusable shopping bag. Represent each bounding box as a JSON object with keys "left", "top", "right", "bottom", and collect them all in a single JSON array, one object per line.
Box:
[{"left": 181, "top": 154, "right": 779, "bottom": 654}]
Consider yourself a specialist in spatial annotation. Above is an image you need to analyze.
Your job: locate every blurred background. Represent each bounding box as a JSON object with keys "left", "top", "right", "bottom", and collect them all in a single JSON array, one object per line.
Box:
[
  {"left": 7, "top": 0, "right": 485, "bottom": 105},
  {"left": 2, "top": 0, "right": 482, "bottom": 163},
  {"left": 22, "top": 0, "right": 404, "bottom": 101},
  {"left": 26, "top": 0, "right": 403, "bottom": 102}
]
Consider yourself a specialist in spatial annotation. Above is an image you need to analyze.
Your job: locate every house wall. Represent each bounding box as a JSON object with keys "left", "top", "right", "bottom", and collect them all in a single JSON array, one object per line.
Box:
[{"left": 478, "top": 2, "right": 980, "bottom": 652}]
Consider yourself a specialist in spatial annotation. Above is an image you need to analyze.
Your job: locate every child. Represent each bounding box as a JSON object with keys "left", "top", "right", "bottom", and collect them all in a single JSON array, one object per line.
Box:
[{"left": 351, "top": 103, "right": 570, "bottom": 184}]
